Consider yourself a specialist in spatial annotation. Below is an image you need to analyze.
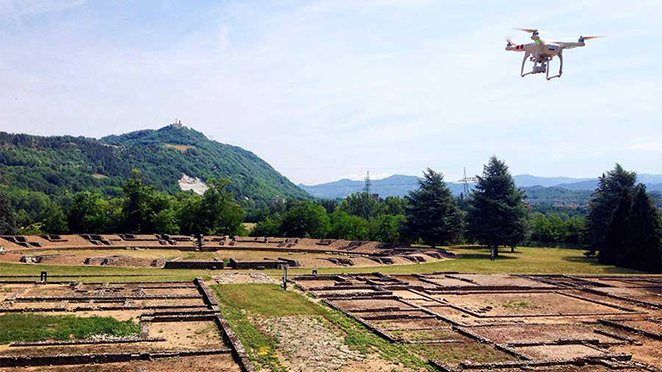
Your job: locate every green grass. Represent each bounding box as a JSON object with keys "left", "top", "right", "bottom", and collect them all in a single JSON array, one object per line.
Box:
[
  {"left": 0, "top": 314, "right": 140, "bottom": 344},
  {"left": 212, "top": 284, "right": 327, "bottom": 318},
  {"left": 212, "top": 284, "right": 287, "bottom": 371},
  {"left": 283, "top": 246, "right": 642, "bottom": 275},
  {"left": 0, "top": 262, "right": 212, "bottom": 282},
  {"left": 211, "top": 284, "right": 432, "bottom": 371},
  {"left": 0, "top": 246, "right": 641, "bottom": 284}
]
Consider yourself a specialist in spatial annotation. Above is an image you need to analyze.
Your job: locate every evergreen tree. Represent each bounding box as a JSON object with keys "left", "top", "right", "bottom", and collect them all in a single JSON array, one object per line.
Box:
[
  {"left": 623, "top": 185, "right": 662, "bottom": 273},
  {"left": 405, "top": 168, "right": 463, "bottom": 247},
  {"left": 602, "top": 188, "right": 632, "bottom": 266},
  {"left": 0, "top": 195, "right": 17, "bottom": 235},
  {"left": 586, "top": 164, "right": 636, "bottom": 260},
  {"left": 467, "top": 156, "right": 528, "bottom": 258}
]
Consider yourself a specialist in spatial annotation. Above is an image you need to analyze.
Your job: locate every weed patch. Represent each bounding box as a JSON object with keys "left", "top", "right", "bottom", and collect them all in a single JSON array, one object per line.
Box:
[
  {"left": 501, "top": 300, "right": 539, "bottom": 309},
  {"left": 0, "top": 314, "right": 140, "bottom": 344}
]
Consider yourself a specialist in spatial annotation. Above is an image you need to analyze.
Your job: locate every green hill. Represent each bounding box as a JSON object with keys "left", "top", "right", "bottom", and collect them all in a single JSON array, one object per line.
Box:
[{"left": 0, "top": 124, "right": 308, "bottom": 207}]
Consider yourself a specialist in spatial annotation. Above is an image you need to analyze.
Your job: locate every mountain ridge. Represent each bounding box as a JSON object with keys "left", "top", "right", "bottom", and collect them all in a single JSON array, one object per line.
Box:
[
  {"left": 0, "top": 124, "right": 308, "bottom": 207},
  {"left": 300, "top": 173, "right": 662, "bottom": 201}
]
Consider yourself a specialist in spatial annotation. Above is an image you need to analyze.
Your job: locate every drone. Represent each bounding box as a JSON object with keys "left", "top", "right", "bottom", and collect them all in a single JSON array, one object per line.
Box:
[{"left": 505, "top": 28, "right": 604, "bottom": 80}]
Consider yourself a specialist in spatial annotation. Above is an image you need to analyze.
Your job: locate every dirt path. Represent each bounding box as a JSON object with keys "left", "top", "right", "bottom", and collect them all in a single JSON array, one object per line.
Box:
[
  {"left": 256, "top": 315, "right": 363, "bottom": 371},
  {"left": 213, "top": 273, "right": 275, "bottom": 284}
]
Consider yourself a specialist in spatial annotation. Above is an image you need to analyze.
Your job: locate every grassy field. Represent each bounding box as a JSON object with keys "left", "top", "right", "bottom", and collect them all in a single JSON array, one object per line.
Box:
[
  {"left": 286, "top": 246, "right": 642, "bottom": 275},
  {"left": 211, "top": 284, "right": 431, "bottom": 371},
  {"left": 0, "top": 314, "right": 140, "bottom": 344},
  {"left": 0, "top": 262, "right": 210, "bottom": 282},
  {"left": 0, "top": 246, "right": 641, "bottom": 282},
  {"left": 212, "top": 284, "right": 287, "bottom": 371}
]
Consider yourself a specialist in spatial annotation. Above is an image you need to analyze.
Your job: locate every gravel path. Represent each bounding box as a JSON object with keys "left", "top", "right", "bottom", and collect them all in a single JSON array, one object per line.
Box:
[
  {"left": 213, "top": 273, "right": 275, "bottom": 284},
  {"left": 257, "top": 316, "right": 363, "bottom": 371}
]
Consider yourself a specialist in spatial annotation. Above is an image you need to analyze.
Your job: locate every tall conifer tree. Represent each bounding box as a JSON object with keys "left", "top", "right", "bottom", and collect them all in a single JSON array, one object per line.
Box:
[
  {"left": 623, "top": 185, "right": 662, "bottom": 273},
  {"left": 587, "top": 164, "right": 636, "bottom": 261},
  {"left": 405, "top": 169, "right": 463, "bottom": 247},
  {"left": 467, "top": 156, "right": 528, "bottom": 259}
]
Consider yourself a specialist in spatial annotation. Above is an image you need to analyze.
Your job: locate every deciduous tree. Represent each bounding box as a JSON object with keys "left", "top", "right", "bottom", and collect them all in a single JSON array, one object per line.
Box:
[{"left": 280, "top": 201, "right": 330, "bottom": 238}]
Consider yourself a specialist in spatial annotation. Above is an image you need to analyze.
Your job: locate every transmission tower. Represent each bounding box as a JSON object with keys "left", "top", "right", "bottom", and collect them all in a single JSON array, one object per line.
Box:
[
  {"left": 458, "top": 167, "right": 478, "bottom": 197},
  {"left": 363, "top": 171, "right": 372, "bottom": 194}
]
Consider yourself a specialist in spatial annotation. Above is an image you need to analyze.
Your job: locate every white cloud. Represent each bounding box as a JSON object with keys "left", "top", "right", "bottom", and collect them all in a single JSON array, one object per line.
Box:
[
  {"left": 626, "top": 143, "right": 661, "bottom": 152},
  {"left": 0, "top": 0, "right": 84, "bottom": 15}
]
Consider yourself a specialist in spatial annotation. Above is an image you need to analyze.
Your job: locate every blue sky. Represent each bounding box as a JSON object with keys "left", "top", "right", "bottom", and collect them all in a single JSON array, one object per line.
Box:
[{"left": 1, "top": 0, "right": 661, "bottom": 185}]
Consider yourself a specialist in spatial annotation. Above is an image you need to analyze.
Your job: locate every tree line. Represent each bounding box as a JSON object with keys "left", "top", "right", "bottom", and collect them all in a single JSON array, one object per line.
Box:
[
  {"left": 586, "top": 165, "right": 662, "bottom": 273},
  {"left": 0, "top": 170, "right": 246, "bottom": 237},
  {"left": 1, "top": 156, "right": 660, "bottom": 273}
]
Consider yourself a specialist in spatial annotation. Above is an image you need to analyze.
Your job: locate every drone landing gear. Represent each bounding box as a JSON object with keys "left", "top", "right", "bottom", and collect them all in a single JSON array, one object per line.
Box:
[
  {"left": 546, "top": 51, "right": 563, "bottom": 80},
  {"left": 520, "top": 51, "right": 563, "bottom": 80}
]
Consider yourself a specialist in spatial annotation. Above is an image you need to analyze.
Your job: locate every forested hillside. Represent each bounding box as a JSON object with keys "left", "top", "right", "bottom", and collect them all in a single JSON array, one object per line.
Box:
[{"left": 0, "top": 124, "right": 308, "bottom": 208}]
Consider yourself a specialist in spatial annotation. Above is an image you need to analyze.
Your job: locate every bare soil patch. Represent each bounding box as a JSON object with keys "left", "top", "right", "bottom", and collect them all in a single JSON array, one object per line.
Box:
[
  {"left": 148, "top": 320, "right": 223, "bottom": 349},
  {"left": 465, "top": 323, "right": 622, "bottom": 345},
  {"left": 434, "top": 292, "right": 626, "bottom": 316},
  {"left": 512, "top": 344, "right": 607, "bottom": 361},
  {"left": 0, "top": 353, "right": 241, "bottom": 372},
  {"left": 331, "top": 298, "right": 414, "bottom": 311}
]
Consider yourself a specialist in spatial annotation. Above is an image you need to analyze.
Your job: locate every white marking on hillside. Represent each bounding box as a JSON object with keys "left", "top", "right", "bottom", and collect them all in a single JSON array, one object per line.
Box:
[{"left": 178, "top": 174, "right": 208, "bottom": 195}]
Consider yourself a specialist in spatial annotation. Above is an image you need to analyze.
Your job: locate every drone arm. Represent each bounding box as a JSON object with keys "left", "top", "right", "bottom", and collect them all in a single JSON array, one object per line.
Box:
[
  {"left": 546, "top": 51, "right": 563, "bottom": 80},
  {"left": 558, "top": 42, "right": 584, "bottom": 49}
]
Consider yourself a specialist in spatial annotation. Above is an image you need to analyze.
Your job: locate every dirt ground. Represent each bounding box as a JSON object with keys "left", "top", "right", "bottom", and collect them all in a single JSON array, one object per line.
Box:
[
  {"left": 0, "top": 353, "right": 242, "bottom": 372},
  {"left": 513, "top": 344, "right": 607, "bottom": 360},
  {"left": 148, "top": 320, "right": 224, "bottom": 349},
  {"left": 432, "top": 292, "right": 628, "bottom": 316},
  {"left": 0, "top": 247, "right": 446, "bottom": 269},
  {"left": 463, "top": 323, "right": 622, "bottom": 345},
  {"left": 0, "top": 281, "right": 242, "bottom": 371},
  {"left": 294, "top": 273, "right": 662, "bottom": 370}
]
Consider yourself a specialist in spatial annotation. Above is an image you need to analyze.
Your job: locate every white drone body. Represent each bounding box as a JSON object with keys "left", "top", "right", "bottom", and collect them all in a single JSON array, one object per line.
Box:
[{"left": 505, "top": 28, "right": 603, "bottom": 80}]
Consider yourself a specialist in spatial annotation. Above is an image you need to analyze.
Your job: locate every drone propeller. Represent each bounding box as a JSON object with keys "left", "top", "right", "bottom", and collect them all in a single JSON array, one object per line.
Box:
[
  {"left": 579, "top": 35, "right": 605, "bottom": 41},
  {"left": 505, "top": 37, "right": 514, "bottom": 46},
  {"left": 515, "top": 28, "right": 539, "bottom": 35}
]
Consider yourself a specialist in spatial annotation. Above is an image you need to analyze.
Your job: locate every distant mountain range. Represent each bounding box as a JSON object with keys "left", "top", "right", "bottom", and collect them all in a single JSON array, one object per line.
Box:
[{"left": 299, "top": 174, "right": 662, "bottom": 204}]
